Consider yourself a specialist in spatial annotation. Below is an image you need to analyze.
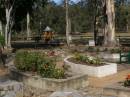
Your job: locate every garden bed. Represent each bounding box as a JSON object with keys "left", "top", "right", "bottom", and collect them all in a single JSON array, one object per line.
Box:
[
  {"left": 68, "top": 57, "right": 105, "bottom": 67},
  {"left": 9, "top": 68, "right": 89, "bottom": 91},
  {"left": 64, "top": 56, "right": 117, "bottom": 77}
]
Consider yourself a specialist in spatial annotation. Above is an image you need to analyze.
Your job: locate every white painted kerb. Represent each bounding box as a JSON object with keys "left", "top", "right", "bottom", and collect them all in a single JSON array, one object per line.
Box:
[{"left": 64, "top": 56, "right": 117, "bottom": 77}]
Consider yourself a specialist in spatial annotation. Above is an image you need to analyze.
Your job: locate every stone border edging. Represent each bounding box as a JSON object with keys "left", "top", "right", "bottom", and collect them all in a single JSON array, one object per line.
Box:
[
  {"left": 9, "top": 68, "right": 89, "bottom": 91},
  {"left": 64, "top": 56, "right": 117, "bottom": 77}
]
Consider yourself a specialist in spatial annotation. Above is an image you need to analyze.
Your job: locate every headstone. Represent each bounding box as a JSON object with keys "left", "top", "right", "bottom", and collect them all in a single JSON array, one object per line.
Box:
[
  {"left": 49, "top": 90, "right": 83, "bottom": 97},
  {"left": 89, "top": 40, "right": 95, "bottom": 46},
  {"left": 69, "top": 36, "right": 72, "bottom": 41}
]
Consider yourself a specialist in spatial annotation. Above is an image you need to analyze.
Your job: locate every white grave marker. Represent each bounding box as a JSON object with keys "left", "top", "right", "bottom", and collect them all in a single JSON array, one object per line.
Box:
[{"left": 89, "top": 40, "right": 95, "bottom": 46}]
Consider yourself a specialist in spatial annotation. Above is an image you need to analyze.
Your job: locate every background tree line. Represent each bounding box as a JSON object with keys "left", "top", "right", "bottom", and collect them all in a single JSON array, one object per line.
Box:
[
  {"left": 1, "top": 0, "right": 129, "bottom": 35},
  {"left": 29, "top": 0, "right": 130, "bottom": 34},
  {"left": 0, "top": 0, "right": 130, "bottom": 47}
]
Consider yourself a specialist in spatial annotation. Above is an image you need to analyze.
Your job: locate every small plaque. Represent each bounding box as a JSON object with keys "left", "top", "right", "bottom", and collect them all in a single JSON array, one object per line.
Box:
[{"left": 89, "top": 40, "right": 95, "bottom": 46}]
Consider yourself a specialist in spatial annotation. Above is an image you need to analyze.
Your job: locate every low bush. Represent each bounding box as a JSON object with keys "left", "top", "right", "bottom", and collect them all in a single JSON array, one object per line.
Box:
[
  {"left": 74, "top": 53, "right": 102, "bottom": 65},
  {"left": 15, "top": 50, "right": 65, "bottom": 79},
  {"left": 15, "top": 50, "right": 44, "bottom": 71},
  {"left": 37, "top": 57, "right": 65, "bottom": 79},
  {"left": 86, "top": 46, "right": 95, "bottom": 52},
  {"left": 37, "top": 58, "right": 56, "bottom": 78},
  {"left": 124, "top": 75, "right": 130, "bottom": 87},
  {"left": 110, "top": 48, "right": 120, "bottom": 53},
  {"left": 53, "top": 68, "right": 65, "bottom": 79}
]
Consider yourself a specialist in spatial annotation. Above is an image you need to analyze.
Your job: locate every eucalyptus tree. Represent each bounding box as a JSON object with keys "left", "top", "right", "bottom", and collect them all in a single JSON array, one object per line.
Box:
[
  {"left": 65, "top": 0, "right": 71, "bottom": 47},
  {"left": 28, "top": 0, "right": 47, "bottom": 39},
  {"left": 3, "top": 0, "right": 16, "bottom": 48},
  {"left": 102, "top": 0, "right": 116, "bottom": 46},
  {"left": 0, "top": 0, "right": 23, "bottom": 47},
  {"left": 0, "top": 0, "right": 47, "bottom": 48},
  {"left": 90, "top": 0, "right": 116, "bottom": 46}
]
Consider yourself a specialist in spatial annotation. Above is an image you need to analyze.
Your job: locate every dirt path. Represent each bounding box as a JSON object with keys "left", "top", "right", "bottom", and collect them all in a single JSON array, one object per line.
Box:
[
  {"left": 0, "top": 66, "right": 8, "bottom": 75},
  {"left": 88, "top": 68, "right": 130, "bottom": 88}
]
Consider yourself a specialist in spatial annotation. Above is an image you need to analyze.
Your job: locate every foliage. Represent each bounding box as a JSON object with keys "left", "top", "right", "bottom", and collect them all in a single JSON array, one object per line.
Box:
[
  {"left": 86, "top": 46, "right": 95, "bottom": 52},
  {"left": 37, "top": 57, "right": 65, "bottom": 79},
  {"left": 15, "top": 50, "right": 65, "bottom": 79},
  {"left": 72, "top": 38, "right": 88, "bottom": 45},
  {"left": 124, "top": 74, "right": 130, "bottom": 87},
  {"left": 52, "top": 68, "right": 65, "bottom": 79},
  {"left": 121, "top": 47, "right": 130, "bottom": 52},
  {"left": 15, "top": 50, "right": 44, "bottom": 71},
  {"left": 110, "top": 48, "right": 121, "bottom": 53},
  {"left": 74, "top": 53, "right": 102, "bottom": 65},
  {"left": 1, "top": 0, "right": 130, "bottom": 37},
  {"left": 0, "top": 34, "right": 5, "bottom": 46},
  {"left": 37, "top": 57, "right": 55, "bottom": 77}
]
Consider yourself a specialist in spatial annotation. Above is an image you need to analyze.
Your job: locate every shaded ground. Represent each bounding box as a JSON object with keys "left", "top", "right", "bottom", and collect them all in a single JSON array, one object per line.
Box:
[{"left": 11, "top": 40, "right": 63, "bottom": 49}]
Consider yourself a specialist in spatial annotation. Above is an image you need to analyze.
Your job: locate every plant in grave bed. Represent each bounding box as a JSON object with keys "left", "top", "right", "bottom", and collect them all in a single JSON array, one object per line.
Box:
[
  {"left": 74, "top": 53, "right": 103, "bottom": 66},
  {"left": 15, "top": 50, "right": 44, "bottom": 71},
  {"left": 110, "top": 48, "right": 120, "bottom": 53},
  {"left": 15, "top": 50, "right": 65, "bottom": 79},
  {"left": 121, "top": 47, "right": 130, "bottom": 53},
  {"left": 89, "top": 57, "right": 102, "bottom": 65},
  {"left": 124, "top": 74, "right": 130, "bottom": 87},
  {"left": 37, "top": 58, "right": 65, "bottom": 79},
  {"left": 103, "top": 48, "right": 108, "bottom": 52},
  {"left": 86, "top": 46, "right": 95, "bottom": 52},
  {"left": 74, "top": 53, "right": 88, "bottom": 62}
]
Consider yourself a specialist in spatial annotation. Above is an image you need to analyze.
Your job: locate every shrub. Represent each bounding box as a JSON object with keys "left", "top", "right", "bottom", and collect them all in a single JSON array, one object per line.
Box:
[
  {"left": 37, "top": 57, "right": 65, "bottom": 79},
  {"left": 74, "top": 53, "right": 102, "bottom": 65},
  {"left": 0, "top": 35, "right": 5, "bottom": 46},
  {"left": 15, "top": 50, "right": 65, "bottom": 79},
  {"left": 37, "top": 58, "right": 56, "bottom": 78},
  {"left": 15, "top": 50, "right": 44, "bottom": 71},
  {"left": 124, "top": 75, "right": 130, "bottom": 87},
  {"left": 52, "top": 68, "right": 65, "bottom": 79},
  {"left": 74, "top": 53, "right": 89, "bottom": 62},
  {"left": 89, "top": 57, "right": 102, "bottom": 65},
  {"left": 86, "top": 46, "right": 95, "bottom": 52},
  {"left": 110, "top": 48, "right": 120, "bottom": 53}
]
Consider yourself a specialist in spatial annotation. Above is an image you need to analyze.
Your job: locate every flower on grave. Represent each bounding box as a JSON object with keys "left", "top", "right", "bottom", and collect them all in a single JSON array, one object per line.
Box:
[
  {"left": 126, "top": 75, "right": 130, "bottom": 80},
  {"left": 124, "top": 74, "right": 130, "bottom": 87},
  {"left": 48, "top": 51, "right": 55, "bottom": 56},
  {"left": 88, "top": 56, "right": 93, "bottom": 60}
]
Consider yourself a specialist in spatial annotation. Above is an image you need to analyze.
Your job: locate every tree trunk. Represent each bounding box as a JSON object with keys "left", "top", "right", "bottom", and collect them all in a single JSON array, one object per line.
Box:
[
  {"left": 27, "top": 12, "right": 31, "bottom": 40},
  {"left": 5, "top": 8, "right": 10, "bottom": 47},
  {"left": 7, "top": 31, "right": 11, "bottom": 47},
  {"left": 65, "top": 0, "right": 71, "bottom": 47},
  {"left": 104, "top": 0, "right": 116, "bottom": 46},
  {"left": 94, "top": 16, "right": 97, "bottom": 45},
  {"left": 94, "top": 0, "right": 97, "bottom": 46},
  {"left": 5, "top": 6, "right": 13, "bottom": 48},
  {"left": 0, "top": 20, "right": 3, "bottom": 35}
]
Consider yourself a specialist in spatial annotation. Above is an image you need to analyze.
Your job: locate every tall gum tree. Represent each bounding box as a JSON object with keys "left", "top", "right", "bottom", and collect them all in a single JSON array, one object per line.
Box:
[
  {"left": 103, "top": 0, "right": 116, "bottom": 46},
  {"left": 65, "top": 0, "right": 71, "bottom": 47},
  {"left": 5, "top": 0, "right": 15, "bottom": 48},
  {"left": 27, "top": 12, "right": 31, "bottom": 40}
]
